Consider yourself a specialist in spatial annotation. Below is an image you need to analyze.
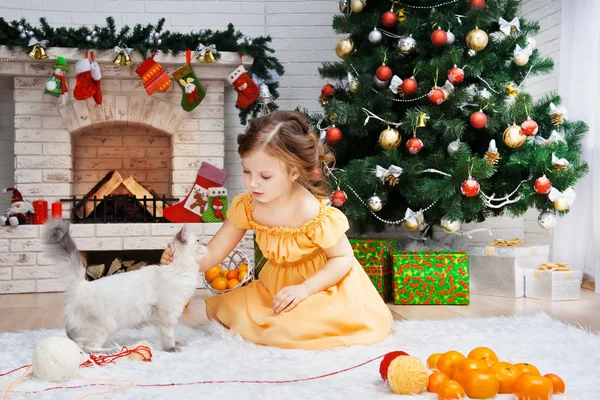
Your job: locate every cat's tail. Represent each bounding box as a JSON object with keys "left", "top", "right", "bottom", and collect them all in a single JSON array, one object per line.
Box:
[{"left": 43, "top": 219, "right": 86, "bottom": 283}]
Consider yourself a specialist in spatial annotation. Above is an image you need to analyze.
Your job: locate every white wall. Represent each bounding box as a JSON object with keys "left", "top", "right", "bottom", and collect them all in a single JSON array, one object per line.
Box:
[{"left": 0, "top": 1, "right": 561, "bottom": 245}]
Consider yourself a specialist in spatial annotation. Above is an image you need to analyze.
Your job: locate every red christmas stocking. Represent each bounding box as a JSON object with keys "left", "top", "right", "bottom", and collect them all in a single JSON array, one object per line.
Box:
[
  {"left": 135, "top": 54, "right": 171, "bottom": 95},
  {"left": 227, "top": 65, "right": 260, "bottom": 109},
  {"left": 73, "top": 52, "right": 96, "bottom": 101},
  {"left": 90, "top": 51, "right": 102, "bottom": 105},
  {"left": 163, "top": 162, "right": 228, "bottom": 223}
]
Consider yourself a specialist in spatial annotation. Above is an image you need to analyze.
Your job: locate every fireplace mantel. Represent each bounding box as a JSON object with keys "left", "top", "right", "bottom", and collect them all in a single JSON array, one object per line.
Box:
[{"left": 0, "top": 46, "right": 254, "bottom": 294}]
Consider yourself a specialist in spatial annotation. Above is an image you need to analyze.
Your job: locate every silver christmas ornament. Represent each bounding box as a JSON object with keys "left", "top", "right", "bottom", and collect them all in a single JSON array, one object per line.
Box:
[
  {"left": 153, "top": 32, "right": 160, "bottom": 38},
  {"left": 339, "top": 0, "right": 349, "bottom": 12},
  {"left": 468, "top": 49, "right": 477, "bottom": 57},
  {"left": 19, "top": 32, "right": 27, "bottom": 39},
  {"left": 85, "top": 35, "right": 92, "bottom": 42},
  {"left": 92, "top": 36, "right": 99, "bottom": 43},
  {"left": 27, "top": 30, "right": 34, "bottom": 37},
  {"left": 369, "top": 28, "right": 382, "bottom": 44},
  {"left": 446, "top": 30, "right": 455, "bottom": 45},
  {"left": 373, "top": 76, "right": 389, "bottom": 88},
  {"left": 368, "top": 195, "right": 383, "bottom": 212},
  {"left": 157, "top": 39, "right": 162, "bottom": 45},
  {"left": 191, "top": 30, "right": 198, "bottom": 35},
  {"left": 441, "top": 218, "right": 461, "bottom": 233},
  {"left": 17, "top": 25, "right": 24, "bottom": 32},
  {"left": 397, "top": 35, "right": 416, "bottom": 54},
  {"left": 447, "top": 140, "right": 460, "bottom": 155},
  {"left": 91, "top": 30, "right": 97, "bottom": 36},
  {"left": 538, "top": 211, "right": 557, "bottom": 230}
]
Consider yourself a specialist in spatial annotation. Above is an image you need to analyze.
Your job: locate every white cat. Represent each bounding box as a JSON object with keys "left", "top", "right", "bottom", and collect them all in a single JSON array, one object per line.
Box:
[{"left": 43, "top": 220, "right": 206, "bottom": 353}]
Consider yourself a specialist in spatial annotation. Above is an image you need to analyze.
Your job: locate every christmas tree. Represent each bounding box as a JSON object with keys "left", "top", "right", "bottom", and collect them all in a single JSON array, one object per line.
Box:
[{"left": 308, "top": 0, "right": 589, "bottom": 235}]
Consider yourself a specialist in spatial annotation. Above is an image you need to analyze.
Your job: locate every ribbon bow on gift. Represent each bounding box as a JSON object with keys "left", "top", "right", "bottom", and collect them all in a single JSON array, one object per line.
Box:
[
  {"left": 491, "top": 238, "right": 523, "bottom": 246},
  {"left": 536, "top": 130, "right": 566, "bottom": 145},
  {"left": 375, "top": 165, "right": 403, "bottom": 186},
  {"left": 537, "top": 262, "right": 572, "bottom": 272},
  {"left": 499, "top": 17, "right": 521, "bottom": 36}
]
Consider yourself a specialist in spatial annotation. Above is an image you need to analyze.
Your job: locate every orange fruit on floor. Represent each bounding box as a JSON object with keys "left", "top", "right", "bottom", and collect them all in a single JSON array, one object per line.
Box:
[
  {"left": 227, "top": 278, "right": 240, "bottom": 289},
  {"left": 515, "top": 363, "right": 541, "bottom": 376},
  {"left": 467, "top": 347, "right": 499, "bottom": 367},
  {"left": 225, "top": 270, "right": 239, "bottom": 280},
  {"left": 513, "top": 374, "right": 554, "bottom": 400},
  {"left": 436, "top": 351, "right": 466, "bottom": 378},
  {"left": 462, "top": 369, "right": 500, "bottom": 399},
  {"left": 452, "top": 358, "right": 488, "bottom": 387},
  {"left": 437, "top": 380, "right": 466, "bottom": 400},
  {"left": 211, "top": 276, "right": 228, "bottom": 291},
  {"left": 544, "top": 373, "right": 565, "bottom": 394},
  {"left": 427, "top": 371, "right": 450, "bottom": 393},
  {"left": 487, "top": 362, "right": 522, "bottom": 393},
  {"left": 427, "top": 353, "right": 443, "bottom": 370},
  {"left": 204, "top": 267, "right": 221, "bottom": 283}
]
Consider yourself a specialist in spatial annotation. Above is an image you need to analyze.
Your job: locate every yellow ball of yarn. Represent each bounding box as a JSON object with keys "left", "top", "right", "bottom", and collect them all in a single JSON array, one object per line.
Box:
[{"left": 387, "top": 355, "right": 428, "bottom": 395}]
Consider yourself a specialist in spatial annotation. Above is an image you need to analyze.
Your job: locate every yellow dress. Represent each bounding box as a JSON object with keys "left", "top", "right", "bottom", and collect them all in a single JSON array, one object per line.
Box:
[{"left": 205, "top": 193, "right": 393, "bottom": 350}]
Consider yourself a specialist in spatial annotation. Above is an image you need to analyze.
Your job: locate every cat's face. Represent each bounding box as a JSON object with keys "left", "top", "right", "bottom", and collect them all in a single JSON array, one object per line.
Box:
[{"left": 172, "top": 226, "right": 207, "bottom": 266}]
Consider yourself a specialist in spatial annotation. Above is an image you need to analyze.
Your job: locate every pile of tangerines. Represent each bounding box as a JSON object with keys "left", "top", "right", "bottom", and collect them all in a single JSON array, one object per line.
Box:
[
  {"left": 204, "top": 262, "right": 249, "bottom": 292},
  {"left": 426, "top": 347, "right": 565, "bottom": 399}
]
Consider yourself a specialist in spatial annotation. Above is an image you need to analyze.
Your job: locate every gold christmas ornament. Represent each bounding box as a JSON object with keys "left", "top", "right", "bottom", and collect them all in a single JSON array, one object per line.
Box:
[
  {"left": 502, "top": 123, "right": 526, "bottom": 148},
  {"left": 514, "top": 52, "right": 529, "bottom": 66},
  {"left": 350, "top": 0, "right": 365, "bottom": 13},
  {"left": 416, "top": 112, "right": 429, "bottom": 128},
  {"left": 404, "top": 218, "right": 420, "bottom": 230},
  {"left": 197, "top": 43, "right": 217, "bottom": 63},
  {"left": 349, "top": 80, "right": 359, "bottom": 93},
  {"left": 385, "top": 174, "right": 400, "bottom": 186},
  {"left": 396, "top": 8, "right": 408, "bottom": 22},
  {"left": 379, "top": 126, "right": 401, "bottom": 149},
  {"left": 466, "top": 26, "right": 489, "bottom": 52},
  {"left": 335, "top": 37, "right": 355, "bottom": 59},
  {"left": 553, "top": 197, "right": 570, "bottom": 211},
  {"left": 29, "top": 43, "right": 48, "bottom": 60},
  {"left": 113, "top": 52, "right": 134, "bottom": 67},
  {"left": 485, "top": 151, "right": 500, "bottom": 165},
  {"left": 554, "top": 163, "right": 569, "bottom": 172},
  {"left": 506, "top": 83, "right": 519, "bottom": 97}
]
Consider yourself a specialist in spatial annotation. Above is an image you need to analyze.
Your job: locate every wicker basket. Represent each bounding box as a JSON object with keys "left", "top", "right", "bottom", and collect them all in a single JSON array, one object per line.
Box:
[{"left": 201, "top": 248, "right": 253, "bottom": 295}]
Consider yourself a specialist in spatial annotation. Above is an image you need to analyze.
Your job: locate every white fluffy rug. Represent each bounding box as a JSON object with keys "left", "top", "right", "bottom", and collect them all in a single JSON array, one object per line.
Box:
[{"left": 1, "top": 314, "right": 599, "bottom": 399}]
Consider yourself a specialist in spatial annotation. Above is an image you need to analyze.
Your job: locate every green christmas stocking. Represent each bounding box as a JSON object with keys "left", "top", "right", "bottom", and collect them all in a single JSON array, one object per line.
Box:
[
  {"left": 202, "top": 187, "right": 228, "bottom": 223},
  {"left": 172, "top": 49, "right": 206, "bottom": 112}
]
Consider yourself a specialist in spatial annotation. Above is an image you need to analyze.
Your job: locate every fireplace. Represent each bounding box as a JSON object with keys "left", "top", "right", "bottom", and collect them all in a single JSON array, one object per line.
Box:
[{"left": 0, "top": 47, "right": 254, "bottom": 294}]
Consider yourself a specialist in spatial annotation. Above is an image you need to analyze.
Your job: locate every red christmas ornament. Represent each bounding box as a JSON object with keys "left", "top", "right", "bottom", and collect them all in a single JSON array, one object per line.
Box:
[
  {"left": 321, "top": 83, "right": 335, "bottom": 98},
  {"left": 400, "top": 76, "right": 418, "bottom": 95},
  {"left": 461, "top": 177, "right": 480, "bottom": 197},
  {"left": 447, "top": 66, "right": 464, "bottom": 85},
  {"left": 428, "top": 88, "right": 446, "bottom": 105},
  {"left": 534, "top": 175, "right": 552, "bottom": 195},
  {"left": 469, "top": 0, "right": 486, "bottom": 9},
  {"left": 376, "top": 65, "right": 393, "bottom": 82},
  {"left": 381, "top": 11, "right": 398, "bottom": 28},
  {"left": 379, "top": 351, "right": 409, "bottom": 381},
  {"left": 326, "top": 126, "right": 342, "bottom": 144},
  {"left": 470, "top": 110, "right": 488, "bottom": 129},
  {"left": 406, "top": 136, "right": 424, "bottom": 154},
  {"left": 431, "top": 27, "right": 448, "bottom": 47},
  {"left": 330, "top": 189, "right": 348, "bottom": 208},
  {"left": 521, "top": 117, "right": 539, "bottom": 136}
]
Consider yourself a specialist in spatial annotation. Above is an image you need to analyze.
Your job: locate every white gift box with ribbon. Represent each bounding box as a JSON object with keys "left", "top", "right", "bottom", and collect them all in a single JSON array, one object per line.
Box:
[{"left": 524, "top": 264, "right": 583, "bottom": 301}]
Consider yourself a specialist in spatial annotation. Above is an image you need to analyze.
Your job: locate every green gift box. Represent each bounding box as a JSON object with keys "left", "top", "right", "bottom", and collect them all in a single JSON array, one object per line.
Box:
[
  {"left": 393, "top": 251, "right": 470, "bottom": 305},
  {"left": 349, "top": 238, "right": 397, "bottom": 302},
  {"left": 254, "top": 234, "right": 267, "bottom": 278}
]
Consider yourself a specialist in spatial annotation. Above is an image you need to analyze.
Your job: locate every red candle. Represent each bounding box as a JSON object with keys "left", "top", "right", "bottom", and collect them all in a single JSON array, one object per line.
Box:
[
  {"left": 52, "top": 201, "right": 63, "bottom": 218},
  {"left": 33, "top": 200, "right": 48, "bottom": 225}
]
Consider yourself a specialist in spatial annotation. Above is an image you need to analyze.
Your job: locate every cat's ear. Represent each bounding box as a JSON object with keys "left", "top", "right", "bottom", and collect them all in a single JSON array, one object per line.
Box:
[{"left": 176, "top": 225, "right": 188, "bottom": 244}]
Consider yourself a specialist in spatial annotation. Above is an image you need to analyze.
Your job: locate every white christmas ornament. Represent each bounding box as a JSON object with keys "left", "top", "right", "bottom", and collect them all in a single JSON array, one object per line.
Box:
[
  {"left": 447, "top": 139, "right": 460, "bottom": 155},
  {"left": 446, "top": 30, "right": 455, "bottom": 45},
  {"left": 538, "top": 211, "right": 557, "bottom": 230},
  {"left": 369, "top": 28, "right": 382, "bottom": 44},
  {"left": 513, "top": 44, "right": 530, "bottom": 66}
]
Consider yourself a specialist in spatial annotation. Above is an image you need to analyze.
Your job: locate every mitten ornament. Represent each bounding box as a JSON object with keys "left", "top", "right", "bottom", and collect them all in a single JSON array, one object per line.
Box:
[
  {"left": 172, "top": 49, "right": 206, "bottom": 112},
  {"left": 202, "top": 187, "right": 228, "bottom": 222},
  {"left": 44, "top": 56, "right": 69, "bottom": 105},
  {"left": 227, "top": 65, "right": 260, "bottom": 109},
  {"left": 90, "top": 51, "right": 102, "bottom": 105},
  {"left": 135, "top": 53, "right": 171, "bottom": 95},
  {"left": 163, "top": 162, "right": 228, "bottom": 223},
  {"left": 73, "top": 51, "right": 95, "bottom": 101}
]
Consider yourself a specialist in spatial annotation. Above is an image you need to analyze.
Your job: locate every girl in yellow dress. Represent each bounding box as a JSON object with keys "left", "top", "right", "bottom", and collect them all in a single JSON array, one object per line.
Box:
[{"left": 161, "top": 110, "right": 392, "bottom": 350}]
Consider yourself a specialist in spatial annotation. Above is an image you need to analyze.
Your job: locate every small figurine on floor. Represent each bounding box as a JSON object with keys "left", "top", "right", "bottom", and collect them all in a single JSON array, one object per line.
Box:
[{"left": 1, "top": 188, "right": 33, "bottom": 226}]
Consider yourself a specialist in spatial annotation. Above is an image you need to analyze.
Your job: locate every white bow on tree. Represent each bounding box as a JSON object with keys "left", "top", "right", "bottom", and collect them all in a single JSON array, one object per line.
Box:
[
  {"left": 499, "top": 17, "right": 520, "bottom": 36},
  {"left": 375, "top": 165, "right": 403, "bottom": 185}
]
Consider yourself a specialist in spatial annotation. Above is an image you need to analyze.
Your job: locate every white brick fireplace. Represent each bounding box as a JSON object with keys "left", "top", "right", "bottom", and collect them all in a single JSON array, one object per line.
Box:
[{"left": 0, "top": 47, "right": 253, "bottom": 293}]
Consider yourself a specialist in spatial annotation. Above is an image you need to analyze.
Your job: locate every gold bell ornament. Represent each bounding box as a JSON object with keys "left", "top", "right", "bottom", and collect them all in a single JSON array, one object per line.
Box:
[
  {"left": 28, "top": 37, "right": 49, "bottom": 60},
  {"left": 416, "top": 112, "right": 429, "bottom": 128},
  {"left": 113, "top": 45, "right": 135, "bottom": 67},
  {"left": 197, "top": 43, "right": 217, "bottom": 63}
]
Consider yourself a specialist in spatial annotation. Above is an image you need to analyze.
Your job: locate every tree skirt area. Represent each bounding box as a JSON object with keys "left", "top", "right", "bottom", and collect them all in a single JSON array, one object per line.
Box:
[{"left": 1, "top": 313, "right": 599, "bottom": 399}]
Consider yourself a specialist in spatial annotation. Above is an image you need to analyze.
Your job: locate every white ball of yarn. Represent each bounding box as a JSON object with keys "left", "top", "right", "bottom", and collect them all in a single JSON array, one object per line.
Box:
[{"left": 32, "top": 337, "right": 85, "bottom": 382}]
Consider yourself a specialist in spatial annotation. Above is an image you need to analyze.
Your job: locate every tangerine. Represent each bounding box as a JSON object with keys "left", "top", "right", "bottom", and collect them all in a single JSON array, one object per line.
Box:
[
  {"left": 544, "top": 373, "right": 565, "bottom": 394},
  {"left": 515, "top": 363, "right": 541, "bottom": 376},
  {"left": 487, "top": 362, "right": 522, "bottom": 393},
  {"left": 238, "top": 270, "right": 247, "bottom": 281},
  {"left": 226, "top": 270, "right": 239, "bottom": 280},
  {"left": 204, "top": 267, "right": 221, "bottom": 283},
  {"left": 227, "top": 278, "right": 240, "bottom": 289},
  {"left": 513, "top": 374, "right": 553, "bottom": 400},
  {"left": 436, "top": 351, "right": 466, "bottom": 378},
  {"left": 427, "top": 353, "right": 443, "bottom": 370},
  {"left": 452, "top": 358, "right": 488, "bottom": 387},
  {"left": 467, "top": 347, "right": 499, "bottom": 367},
  {"left": 211, "top": 277, "right": 228, "bottom": 291},
  {"left": 462, "top": 370, "right": 500, "bottom": 399},
  {"left": 428, "top": 371, "right": 450, "bottom": 393},
  {"left": 437, "top": 380, "right": 465, "bottom": 400},
  {"left": 238, "top": 262, "right": 248, "bottom": 271}
]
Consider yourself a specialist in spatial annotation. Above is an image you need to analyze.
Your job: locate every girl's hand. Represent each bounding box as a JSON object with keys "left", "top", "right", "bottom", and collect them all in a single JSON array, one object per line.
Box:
[
  {"left": 160, "top": 244, "right": 174, "bottom": 265},
  {"left": 272, "top": 284, "right": 311, "bottom": 314}
]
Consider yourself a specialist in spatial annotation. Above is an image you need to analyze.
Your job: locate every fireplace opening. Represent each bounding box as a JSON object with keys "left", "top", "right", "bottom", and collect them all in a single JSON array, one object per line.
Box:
[{"left": 84, "top": 249, "right": 163, "bottom": 281}]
